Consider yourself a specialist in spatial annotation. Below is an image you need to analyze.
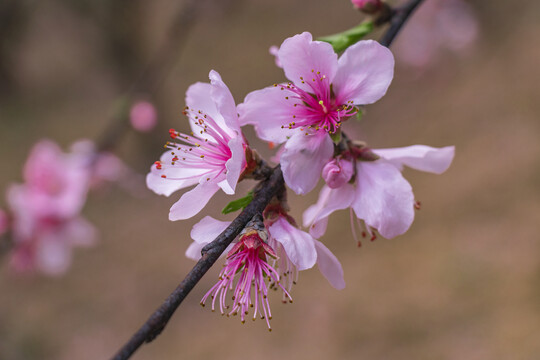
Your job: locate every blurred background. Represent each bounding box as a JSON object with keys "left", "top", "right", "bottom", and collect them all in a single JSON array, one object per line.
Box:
[{"left": 1, "top": 0, "right": 540, "bottom": 359}]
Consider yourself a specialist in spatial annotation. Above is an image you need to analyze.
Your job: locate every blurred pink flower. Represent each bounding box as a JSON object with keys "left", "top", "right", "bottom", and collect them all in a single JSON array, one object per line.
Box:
[
  {"left": 394, "top": 0, "right": 478, "bottom": 68},
  {"left": 130, "top": 100, "right": 157, "bottom": 132},
  {"left": 239, "top": 32, "right": 394, "bottom": 194},
  {"left": 147, "top": 70, "right": 247, "bottom": 221},
  {"left": 304, "top": 145, "right": 455, "bottom": 242},
  {"left": 6, "top": 140, "right": 96, "bottom": 276}
]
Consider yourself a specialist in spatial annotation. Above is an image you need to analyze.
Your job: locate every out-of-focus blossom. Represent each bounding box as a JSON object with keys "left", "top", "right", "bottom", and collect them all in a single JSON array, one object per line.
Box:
[
  {"left": 304, "top": 145, "right": 455, "bottom": 242},
  {"left": 130, "top": 100, "right": 158, "bottom": 132},
  {"left": 239, "top": 32, "right": 394, "bottom": 194},
  {"left": 6, "top": 140, "right": 96, "bottom": 275},
  {"left": 351, "top": 0, "right": 382, "bottom": 13},
  {"left": 70, "top": 140, "right": 136, "bottom": 190},
  {"left": 394, "top": 0, "right": 478, "bottom": 68},
  {"left": 268, "top": 45, "right": 282, "bottom": 68},
  {"left": 147, "top": 70, "right": 247, "bottom": 221}
]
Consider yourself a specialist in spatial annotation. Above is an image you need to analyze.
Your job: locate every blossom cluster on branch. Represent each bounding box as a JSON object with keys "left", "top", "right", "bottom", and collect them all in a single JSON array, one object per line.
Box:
[{"left": 146, "top": 31, "right": 455, "bottom": 329}]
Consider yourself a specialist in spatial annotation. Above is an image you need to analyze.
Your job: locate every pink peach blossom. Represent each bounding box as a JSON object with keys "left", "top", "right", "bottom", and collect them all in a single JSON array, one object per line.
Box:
[
  {"left": 147, "top": 70, "right": 247, "bottom": 220},
  {"left": 304, "top": 145, "right": 455, "bottom": 241},
  {"left": 239, "top": 32, "right": 394, "bottom": 194}
]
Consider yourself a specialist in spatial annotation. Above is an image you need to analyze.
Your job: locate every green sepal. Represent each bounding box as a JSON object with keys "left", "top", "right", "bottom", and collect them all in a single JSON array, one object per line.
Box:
[
  {"left": 330, "top": 130, "right": 342, "bottom": 144},
  {"left": 355, "top": 107, "right": 363, "bottom": 121},
  {"left": 222, "top": 192, "right": 254, "bottom": 214},
  {"left": 318, "top": 21, "right": 374, "bottom": 53}
]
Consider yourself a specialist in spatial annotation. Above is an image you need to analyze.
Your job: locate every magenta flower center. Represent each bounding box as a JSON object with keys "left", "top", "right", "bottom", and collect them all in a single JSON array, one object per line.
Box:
[
  {"left": 278, "top": 70, "right": 356, "bottom": 134},
  {"left": 156, "top": 106, "right": 233, "bottom": 180}
]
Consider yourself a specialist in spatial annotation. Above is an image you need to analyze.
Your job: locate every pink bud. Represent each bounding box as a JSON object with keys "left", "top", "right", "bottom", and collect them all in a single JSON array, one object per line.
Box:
[
  {"left": 130, "top": 101, "right": 157, "bottom": 132},
  {"left": 351, "top": 0, "right": 382, "bottom": 13},
  {"left": 322, "top": 158, "right": 354, "bottom": 189}
]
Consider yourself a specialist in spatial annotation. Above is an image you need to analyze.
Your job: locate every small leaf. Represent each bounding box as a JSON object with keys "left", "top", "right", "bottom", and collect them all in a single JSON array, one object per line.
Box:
[
  {"left": 222, "top": 192, "right": 254, "bottom": 214},
  {"left": 318, "top": 21, "right": 374, "bottom": 53},
  {"left": 330, "top": 130, "right": 342, "bottom": 144}
]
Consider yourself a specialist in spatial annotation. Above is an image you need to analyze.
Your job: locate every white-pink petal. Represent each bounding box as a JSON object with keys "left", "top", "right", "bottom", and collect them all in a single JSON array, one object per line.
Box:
[
  {"left": 187, "top": 216, "right": 232, "bottom": 260},
  {"left": 224, "top": 136, "right": 246, "bottom": 194},
  {"left": 169, "top": 181, "right": 220, "bottom": 221},
  {"left": 353, "top": 162, "right": 415, "bottom": 239},
  {"left": 278, "top": 32, "right": 338, "bottom": 92},
  {"left": 238, "top": 86, "right": 299, "bottom": 144},
  {"left": 281, "top": 132, "right": 334, "bottom": 195},
  {"left": 209, "top": 70, "right": 241, "bottom": 135},
  {"left": 313, "top": 240, "right": 345, "bottom": 290},
  {"left": 268, "top": 217, "right": 317, "bottom": 271},
  {"left": 374, "top": 145, "right": 455, "bottom": 174},
  {"left": 333, "top": 40, "right": 394, "bottom": 105}
]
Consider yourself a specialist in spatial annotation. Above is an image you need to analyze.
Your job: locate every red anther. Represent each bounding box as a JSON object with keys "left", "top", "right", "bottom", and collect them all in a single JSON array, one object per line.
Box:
[
  {"left": 268, "top": 142, "right": 276, "bottom": 150},
  {"left": 172, "top": 156, "right": 179, "bottom": 162},
  {"left": 169, "top": 128, "right": 178, "bottom": 139},
  {"left": 154, "top": 161, "right": 162, "bottom": 170},
  {"left": 361, "top": 231, "right": 366, "bottom": 238},
  {"left": 414, "top": 201, "right": 422, "bottom": 210},
  {"left": 357, "top": 241, "right": 362, "bottom": 248},
  {"left": 198, "top": 119, "right": 204, "bottom": 125},
  {"left": 370, "top": 234, "right": 376, "bottom": 241},
  {"left": 161, "top": 175, "right": 167, "bottom": 178}
]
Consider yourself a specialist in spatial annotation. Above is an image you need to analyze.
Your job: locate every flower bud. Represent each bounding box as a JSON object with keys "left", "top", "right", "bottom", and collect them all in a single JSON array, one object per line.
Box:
[
  {"left": 130, "top": 101, "right": 157, "bottom": 132},
  {"left": 322, "top": 158, "right": 354, "bottom": 189},
  {"left": 351, "top": 0, "right": 382, "bottom": 14}
]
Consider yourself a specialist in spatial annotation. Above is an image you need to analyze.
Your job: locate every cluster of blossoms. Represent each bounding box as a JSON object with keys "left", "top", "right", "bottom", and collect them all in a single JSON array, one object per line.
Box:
[
  {"left": 1, "top": 140, "right": 133, "bottom": 275},
  {"left": 147, "top": 31, "right": 454, "bottom": 329}
]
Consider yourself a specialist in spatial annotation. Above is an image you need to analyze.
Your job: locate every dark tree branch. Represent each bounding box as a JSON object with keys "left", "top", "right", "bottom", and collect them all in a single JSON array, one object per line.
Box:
[{"left": 110, "top": 0, "right": 425, "bottom": 359}]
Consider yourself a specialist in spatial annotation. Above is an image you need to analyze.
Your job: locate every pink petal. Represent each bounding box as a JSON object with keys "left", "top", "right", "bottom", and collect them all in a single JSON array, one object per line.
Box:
[
  {"left": 278, "top": 32, "right": 338, "bottom": 92},
  {"left": 268, "top": 217, "right": 317, "bottom": 271},
  {"left": 35, "top": 235, "right": 72, "bottom": 276},
  {"left": 303, "top": 184, "right": 355, "bottom": 238},
  {"left": 353, "top": 162, "right": 415, "bottom": 239},
  {"left": 191, "top": 216, "right": 231, "bottom": 244},
  {"left": 187, "top": 216, "right": 232, "bottom": 260},
  {"left": 209, "top": 70, "right": 241, "bottom": 134},
  {"left": 374, "top": 145, "right": 455, "bottom": 174},
  {"left": 169, "top": 181, "right": 220, "bottom": 221},
  {"left": 63, "top": 217, "right": 97, "bottom": 247},
  {"left": 238, "top": 86, "right": 298, "bottom": 144},
  {"left": 281, "top": 132, "right": 334, "bottom": 195},
  {"left": 185, "top": 82, "right": 235, "bottom": 140},
  {"left": 269, "top": 45, "right": 282, "bottom": 68},
  {"left": 333, "top": 40, "right": 394, "bottom": 105},
  {"left": 314, "top": 240, "right": 345, "bottom": 290},
  {"left": 224, "top": 136, "right": 246, "bottom": 193}
]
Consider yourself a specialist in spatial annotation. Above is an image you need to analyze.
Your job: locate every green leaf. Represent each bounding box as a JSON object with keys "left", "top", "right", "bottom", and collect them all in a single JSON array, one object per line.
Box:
[
  {"left": 222, "top": 192, "right": 254, "bottom": 214},
  {"left": 318, "top": 21, "right": 374, "bottom": 53}
]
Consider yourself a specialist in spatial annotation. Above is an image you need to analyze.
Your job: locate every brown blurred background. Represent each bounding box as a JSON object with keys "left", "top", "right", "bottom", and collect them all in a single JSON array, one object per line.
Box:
[{"left": 1, "top": 0, "right": 540, "bottom": 359}]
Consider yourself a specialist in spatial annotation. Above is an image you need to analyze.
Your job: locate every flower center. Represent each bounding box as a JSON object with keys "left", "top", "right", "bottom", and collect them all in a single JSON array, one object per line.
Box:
[{"left": 276, "top": 70, "right": 357, "bottom": 134}]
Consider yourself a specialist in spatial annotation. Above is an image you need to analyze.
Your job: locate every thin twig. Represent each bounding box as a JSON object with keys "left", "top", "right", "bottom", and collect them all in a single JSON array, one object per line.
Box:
[
  {"left": 379, "top": 0, "right": 424, "bottom": 47},
  {"left": 110, "top": 0, "right": 426, "bottom": 358}
]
